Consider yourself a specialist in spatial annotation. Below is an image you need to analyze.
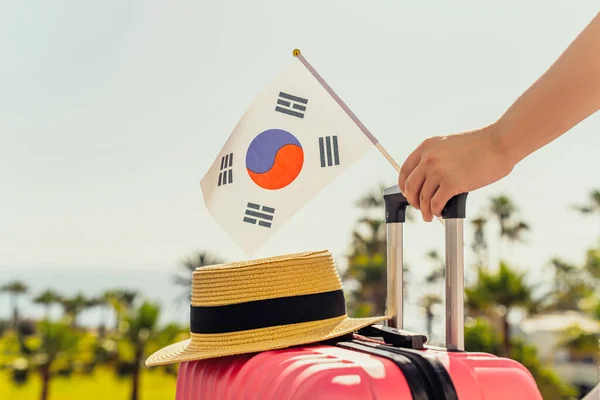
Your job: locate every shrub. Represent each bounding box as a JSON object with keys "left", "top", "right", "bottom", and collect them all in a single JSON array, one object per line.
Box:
[
  {"left": 11, "top": 358, "right": 29, "bottom": 385},
  {"left": 465, "top": 317, "right": 578, "bottom": 400},
  {"left": 510, "top": 338, "right": 578, "bottom": 400},
  {"left": 17, "top": 319, "right": 36, "bottom": 337},
  {"left": 464, "top": 317, "right": 503, "bottom": 355}
]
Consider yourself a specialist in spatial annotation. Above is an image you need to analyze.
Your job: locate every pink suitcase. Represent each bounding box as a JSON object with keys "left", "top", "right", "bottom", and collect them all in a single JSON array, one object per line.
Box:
[{"left": 174, "top": 187, "right": 543, "bottom": 399}]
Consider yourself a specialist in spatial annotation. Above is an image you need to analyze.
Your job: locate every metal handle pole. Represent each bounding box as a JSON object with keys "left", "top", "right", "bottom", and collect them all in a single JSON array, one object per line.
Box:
[
  {"left": 386, "top": 222, "right": 403, "bottom": 329},
  {"left": 445, "top": 218, "right": 465, "bottom": 350}
]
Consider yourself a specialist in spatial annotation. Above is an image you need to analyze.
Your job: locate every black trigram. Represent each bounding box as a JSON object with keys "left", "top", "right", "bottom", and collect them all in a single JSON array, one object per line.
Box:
[
  {"left": 243, "top": 202, "right": 275, "bottom": 228},
  {"left": 218, "top": 153, "right": 233, "bottom": 186},
  {"left": 319, "top": 136, "right": 340, "bottom": 167},
  {"left": 275, "top": 92, "right": 308, "bottom": 119}
]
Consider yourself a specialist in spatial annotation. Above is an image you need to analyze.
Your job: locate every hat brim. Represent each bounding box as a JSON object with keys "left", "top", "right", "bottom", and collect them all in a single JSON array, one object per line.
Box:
[{"left": 146, "top": 315, "right": 389, "bottom": 367}]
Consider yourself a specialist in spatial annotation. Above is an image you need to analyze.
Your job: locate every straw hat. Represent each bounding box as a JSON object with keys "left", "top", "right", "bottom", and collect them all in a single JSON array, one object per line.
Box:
[{"left": 146, "top": 249, "right": 389, "bottom": 366}]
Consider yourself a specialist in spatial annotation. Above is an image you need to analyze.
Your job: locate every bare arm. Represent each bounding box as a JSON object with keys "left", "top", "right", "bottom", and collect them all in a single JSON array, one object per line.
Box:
[
  {"left": 399, "top": 12, "right": 600, "bottom": 222},
  {"left": 498, "top": 11, "right": 600, "bottom": 165}
]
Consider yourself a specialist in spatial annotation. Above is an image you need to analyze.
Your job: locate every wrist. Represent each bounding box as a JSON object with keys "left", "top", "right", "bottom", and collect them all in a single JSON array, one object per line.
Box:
[{"left": 487, "top": 119, "right": 524, "bottom": 171}]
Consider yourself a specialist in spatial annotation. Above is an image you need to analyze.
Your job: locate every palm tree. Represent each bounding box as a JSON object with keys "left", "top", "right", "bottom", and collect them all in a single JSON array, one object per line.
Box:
[
  {"left": 503, "top": 221, "right": 530, "bottom": 243},
  {"left": 83, "top": 296, "right": 105, "bottom": 335},
  {"left": 124, "top": 301, "right": 160, "bottom": 400},
  {"left": 471, "top": 216, "right": 489, "bottom": 269},
  {"left": 355, "top": 183, "right": 387, "bottom": 209},
  {"left": 174, "top": 252, "right": 224, "bottom": 301},
  {"left": 96, "top": 291, "right": 115, "bottom": 338},
  {"left": 417, "top": 249, "right": 445, "bottom": 341},
  {"left": 59, "top": 293, "right": 94, "bottom": 329},
  {"left": 465, "top": 262, "right": 533, "bottom": 356},
  {"left": 424, "top": 250, "right": 445, "bottom": 284},
  {"left": 33, "top": 290, "right": 61, "bottom": 322},
  {"left": 419, "top": 294, "right": 441, "bottom": 339},
  {"left": 350, "top": 217, "right": 386, "bottom": 256},
  {"left": 573, "top": 189, "right": 600, "bottom": 233},
  {"left": 584, "top": 247, "right": 600, "bottom": 282},
  {"left": 17, "top": 321, "right": 80, "bottom": 400},
  {"left": 545, "top": 258, "right": 594, "bottom": 311},
  {"left": 489, "top": 196, "right": 529, "bottom": 260},
  {"left": 549, "top": 258, "right": 577, "bottom": 290},
  {"left": 107, "top": 290, "right": 138, "bottom": 330},
  {"left": 574, "top": 189, "right": 600, "bottom": 213},
  {"left": 489, "top": 196, "right": 516, "bottom": 233},
  {"left": 1, "top": 281, "right": 29, "bottom": 328},
  {"left": 39, "top": 323, "right": 80, "bottom": 400},
  {"left": 344, "top": 252, "right": 388, "bottom": 317},
  {"left": 344, "top": 187, "right": 388, "bottom": 317}
]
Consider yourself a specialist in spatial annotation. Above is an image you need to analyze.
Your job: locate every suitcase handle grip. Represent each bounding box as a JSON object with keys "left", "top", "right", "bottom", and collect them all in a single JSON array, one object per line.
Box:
[
  {"left": 383, "top": 186, "right": 468, "bottom": 351},
  {"left": 383, "top": 186, "right": 467, "bottom": 222},
  {"left": 442, "top": 192, "right": 468, "bottom": 220}
]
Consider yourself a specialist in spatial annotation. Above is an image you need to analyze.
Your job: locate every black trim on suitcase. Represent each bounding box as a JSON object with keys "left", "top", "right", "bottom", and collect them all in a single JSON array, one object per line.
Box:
[
  {"left": 336, "top": 340, "right": 458, "bottom": 400},
  {"left": 376, "top": 344, "right": 458, "bottom": 400},
  {"left": 337, "top": 341, "right": 430, "bottom": 400}
]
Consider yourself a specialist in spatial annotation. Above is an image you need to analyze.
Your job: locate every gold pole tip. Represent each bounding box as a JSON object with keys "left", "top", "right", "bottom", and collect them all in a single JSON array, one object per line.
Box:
[{"left": 292, "top": 49, "right": 301, "bottom": 57}]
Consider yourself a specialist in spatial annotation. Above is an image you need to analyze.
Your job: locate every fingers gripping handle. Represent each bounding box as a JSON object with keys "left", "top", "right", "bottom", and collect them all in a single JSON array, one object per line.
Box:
[
  {"left": 383, "top": 186, "right": 468, "bottom": 350},
  {"left": 383, "top": 187, "right": 466, "bottom": 222}
]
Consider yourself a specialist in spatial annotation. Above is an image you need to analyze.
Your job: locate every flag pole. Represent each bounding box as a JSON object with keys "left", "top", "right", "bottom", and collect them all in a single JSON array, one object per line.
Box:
[{"left": 293, "top": 49, "right": 444, "bottom": 226}]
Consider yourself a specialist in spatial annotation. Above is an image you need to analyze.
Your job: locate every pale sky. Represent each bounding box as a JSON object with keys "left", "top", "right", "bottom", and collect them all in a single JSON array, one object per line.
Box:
[{"left": 2, "top": 1, "right": 599, "bottom": 295}]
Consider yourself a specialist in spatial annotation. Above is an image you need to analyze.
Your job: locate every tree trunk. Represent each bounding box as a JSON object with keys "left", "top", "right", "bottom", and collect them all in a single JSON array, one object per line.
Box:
[
  {"left": 99, "top": 305, "right": 107, "bottom": 338},
  {"left": 71, "top": 311, "right": 78, "bottom": 330},
  {"left": 115, "top": 310, "right": 121, "bottom": 330},
  {"left": 45, "top": 305, "right": 50, "bottom": 322},
  {"left": 502, "top": 315, "right": 511, "bottom": 357},
  {"left": 130, "top": 347, "right": 143, "bottom": 400},
  {"left": 40, "top": 363, "right": 51, "bottom": 400},
  {"left": 11, "top": 293, "right": 19, "bottom": 328},
  {"left": 426, "top": 310, "right": 433, "bottom": 339}
]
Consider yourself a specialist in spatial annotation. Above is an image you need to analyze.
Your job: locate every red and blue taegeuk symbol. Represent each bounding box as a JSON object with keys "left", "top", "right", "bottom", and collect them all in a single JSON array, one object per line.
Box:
[{"left": 245, "top": 129, "right": 304, "bottom": 190}]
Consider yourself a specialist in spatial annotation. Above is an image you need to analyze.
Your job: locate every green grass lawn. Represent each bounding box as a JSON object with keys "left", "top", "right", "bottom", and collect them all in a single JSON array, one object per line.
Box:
[{"left": 0, "top": 367, "right": 177, "bottom": 400}]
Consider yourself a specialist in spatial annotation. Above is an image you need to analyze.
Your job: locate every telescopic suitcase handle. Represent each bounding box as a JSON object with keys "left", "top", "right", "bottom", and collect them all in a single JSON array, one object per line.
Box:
[{"left": 383, "top": 185, "right": 468, "bottom": 351}]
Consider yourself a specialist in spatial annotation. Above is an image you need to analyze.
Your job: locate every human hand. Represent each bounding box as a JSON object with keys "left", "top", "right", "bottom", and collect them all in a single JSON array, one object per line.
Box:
[
  {"left": 398, "top": 124, "right": 515, "bottom": 222},
  {"left": 398, "top": 12, "right": 600, "bottom": 223}
]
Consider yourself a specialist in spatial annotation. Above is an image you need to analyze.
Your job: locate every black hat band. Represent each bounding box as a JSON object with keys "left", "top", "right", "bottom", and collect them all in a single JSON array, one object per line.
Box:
[{"left": 190, "top": 289, "right": 346, "bottom": 334}]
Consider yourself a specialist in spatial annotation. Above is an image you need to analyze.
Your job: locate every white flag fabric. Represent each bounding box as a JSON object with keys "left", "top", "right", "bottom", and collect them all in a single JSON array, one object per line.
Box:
[{"left": 200, "top": 58, "right": 374, "bottom": 255}]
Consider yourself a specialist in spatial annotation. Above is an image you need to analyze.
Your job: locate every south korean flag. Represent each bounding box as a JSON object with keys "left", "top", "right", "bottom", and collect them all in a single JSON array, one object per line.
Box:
[{"left": 200, "top": 52, "right": 376, "bottom": 255}]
